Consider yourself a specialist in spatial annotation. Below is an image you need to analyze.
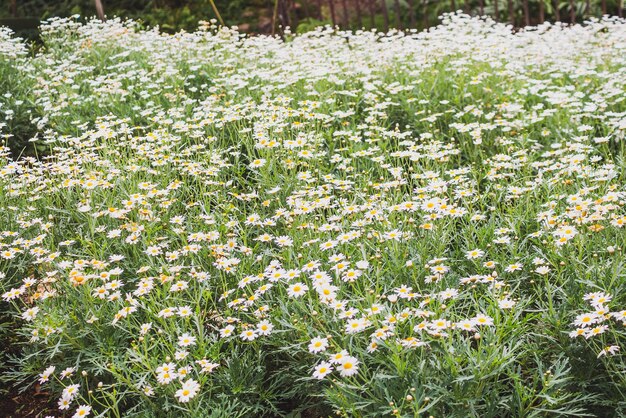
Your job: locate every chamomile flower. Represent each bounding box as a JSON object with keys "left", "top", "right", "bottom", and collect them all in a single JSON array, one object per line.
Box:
[
  {"left": 312, "top": 362, "right": 333, "bottom": 379},
  {"left": 175, "top": 379, "right": 200, "bottom": 403},
  {"left": 72, "top": 405, "right": 91, "bottom": 418},
  {"left": 178, "top": 333, "right": 196, "bottom": 347},
  {"left": 465, "top": 249, "right": 485, "bottom": 259},
  {"left": 337, "top": 356, "right": 360, "bottom": 377},
  {"left": 308, "top": 337, "right": 329, "bottom": 353},
  {"left": 287, "top": 283, "right": 308, "bottom": 298}
]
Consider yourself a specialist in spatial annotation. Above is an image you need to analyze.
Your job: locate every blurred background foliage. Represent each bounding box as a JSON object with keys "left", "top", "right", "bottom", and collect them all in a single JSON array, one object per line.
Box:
[{"left": 1, "top": 0, "right": 625, "bottom": 38}]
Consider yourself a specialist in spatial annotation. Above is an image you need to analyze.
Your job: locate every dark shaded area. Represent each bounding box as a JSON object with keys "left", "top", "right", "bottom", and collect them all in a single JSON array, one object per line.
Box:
[
  {"left": 1, "top": 0, "right": 625, "bottom": 38},
  {"left": 0, "top": 384, "right": 57, "bottom": 418}
]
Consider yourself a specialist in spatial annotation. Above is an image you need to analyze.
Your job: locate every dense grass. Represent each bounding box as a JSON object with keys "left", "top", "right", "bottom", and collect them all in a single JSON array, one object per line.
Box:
[{"left": 1, "top": 13, "right": 626, "bottom": 418}]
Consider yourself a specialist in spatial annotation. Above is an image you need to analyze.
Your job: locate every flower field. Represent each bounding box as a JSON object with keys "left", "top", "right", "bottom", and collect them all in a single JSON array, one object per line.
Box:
[{"left": 1, "top": 13, "right": 626, "bottom": 417}]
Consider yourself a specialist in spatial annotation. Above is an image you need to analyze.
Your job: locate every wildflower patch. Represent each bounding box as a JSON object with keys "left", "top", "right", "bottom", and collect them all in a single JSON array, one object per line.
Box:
[{"left": 1, "top": 13, "right": 626, "bottom": 418}]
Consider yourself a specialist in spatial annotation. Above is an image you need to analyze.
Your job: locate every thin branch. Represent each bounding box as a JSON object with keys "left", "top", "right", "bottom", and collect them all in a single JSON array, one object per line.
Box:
[
  {"left": 95, "top": 0, "right": 105, "bottom": 20},
  {"left": 208, "top": 0, "right": 225, "bottom": 27}
]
